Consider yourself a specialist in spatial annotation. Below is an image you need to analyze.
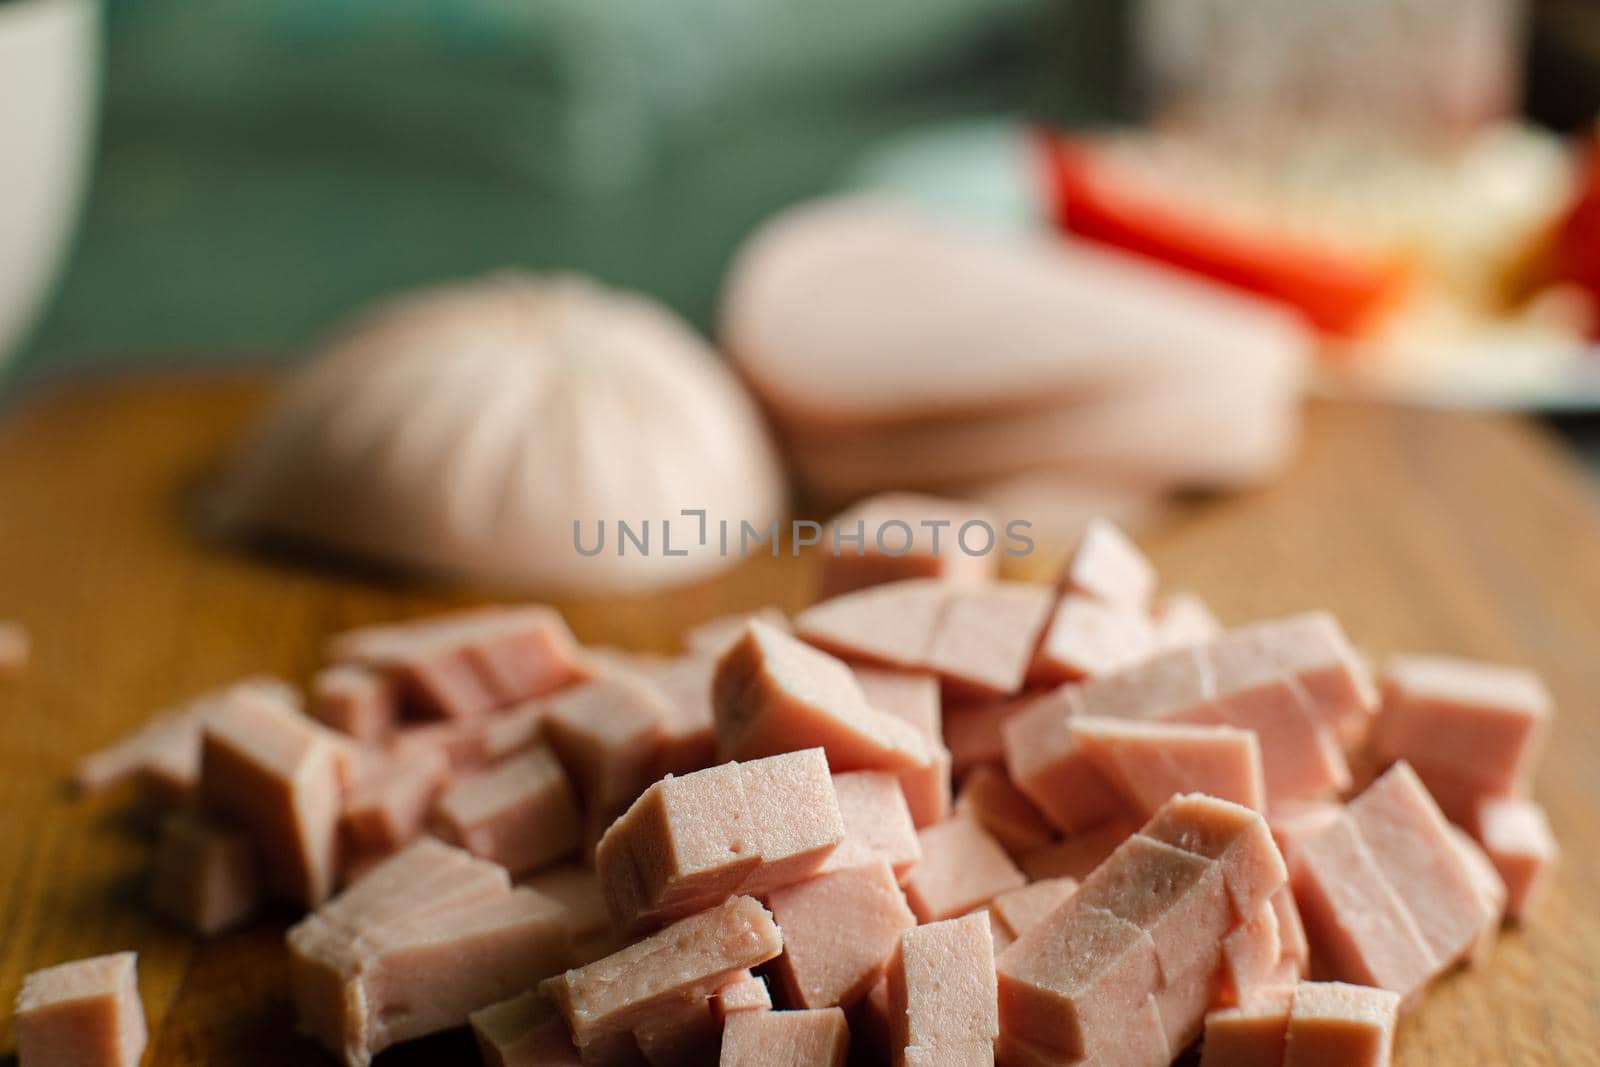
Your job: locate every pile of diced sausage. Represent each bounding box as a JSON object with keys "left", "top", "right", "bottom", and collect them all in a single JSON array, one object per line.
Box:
[{"left": 12, "top": 514, "right": 1559, "bottom": 1067}]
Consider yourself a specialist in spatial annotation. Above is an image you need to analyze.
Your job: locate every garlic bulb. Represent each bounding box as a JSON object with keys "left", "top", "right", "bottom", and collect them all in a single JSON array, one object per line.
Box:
[{"left": 215, "top": 274, "right": 787, "bottom": 595}]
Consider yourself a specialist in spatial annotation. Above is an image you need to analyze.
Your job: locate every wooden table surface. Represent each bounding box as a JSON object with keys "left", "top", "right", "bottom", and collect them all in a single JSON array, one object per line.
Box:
[{"left": 1, "top": 376, "right": 1598, "bottom": 1066}]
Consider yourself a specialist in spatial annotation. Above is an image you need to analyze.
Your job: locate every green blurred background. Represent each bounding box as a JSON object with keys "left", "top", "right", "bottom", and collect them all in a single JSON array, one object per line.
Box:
[{"left": 12, "top": 0, "right": 1130, "bottom": 381}]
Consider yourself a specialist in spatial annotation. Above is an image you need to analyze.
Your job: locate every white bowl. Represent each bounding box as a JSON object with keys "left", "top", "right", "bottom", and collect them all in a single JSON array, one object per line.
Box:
[{"left": 0, "top": 0, "right": 99, "bottom": 371}]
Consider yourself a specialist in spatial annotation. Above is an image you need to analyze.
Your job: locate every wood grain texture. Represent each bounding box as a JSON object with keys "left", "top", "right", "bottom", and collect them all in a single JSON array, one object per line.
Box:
[{"left": 0, "top": 375, "right": 1597, "bottom": 1065}]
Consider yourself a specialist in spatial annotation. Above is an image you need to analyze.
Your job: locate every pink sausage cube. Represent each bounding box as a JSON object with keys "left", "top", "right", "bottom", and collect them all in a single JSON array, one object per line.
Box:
[
  {"left": 1018, "top": 818, "right": 1136, "bottom": 883},
  {"left": 1002, "top": 687, "right": 1123, "bottom": 834},
  {"left": 457, "top": 606, "right": 585, "bottom": 706},
  {"left": 995, "top": 896, "right": 1161, "bottom": 1057},
  {"left": 713, "top": 971, "right": 772, "bottom": 1020},
  {"left": 944, "top": 694, "right": 1033, "bottom": 777},
  {"left": 1347, "top": 761, "right": 1493, "bottom": 970},
  {"left": 1220, "top": 898, "right": 1283, "bottom": 1007},
  {"left": 1200, "top": 987, "right": 1293, "bottom": 1067},
  {"left": 887, "top": 912, "right": 998, "bottom": 1060},
  {"left": 902, "top": 817, "right": 1026, "bottom": 923},
  {"left": 682, "top": 607, "right": 791, "bottom": 659},
  {"left": 819, "top": 492, "right": 997, "bottom": 600},
  {"left": 387, "top": 717, "right": 493, "bottom": 773},
  {"left": 1150, "top": 592, "right": 1222, "bottom": 652},
  {"left": 632, "top": 993, "right": 720, "bottom": 1067},
  {"left": 1218, "top": 613, "right": 1377, "bottom": 748},
  {"left": 641, "top": 655, "right": 721, "bottom": 780},
  {"left": 481, "top": 703, "right": 547, "bottom": 764},
  {"left": 346, "top": 888, "right": 573, "bottom": 1061},
  {"left": 1194, "top": 641, "right": 1351, "bottom": 804},
  {"left": 1140, "top": 793, "right": 1288, "bottom": 920},
  {"left": 719, "top": 1008, "right": 850, "bottom": 1067},
  {"left": 523, "top": 864, "right": 619, "bottom": 967},
  {"left": 542, "top": 674, "right": 670, "bottom": 829},
  {"left": 149, "top": 809, "right": 260, "bottom": 936},
  {"left": 1272, "top": 886, "right": 1311, "bottom": 980},
  {"left": 199, "top": 690, "right": 344, "bottom": 908},
  {"left": 1375, "top": 654, "right": 1552, "bottom": 794},
  {"left": 1290, "top": 812, "right": 1437, "bottom": 1000},
  {"left": 311, "top": 664, "right": 399, "bottom": 743},
  {"left": 1075, "top": 833, "right": 1232, "bottom": 982},
  {"left": 714, "top": 621, "right": 948, "bottom": 826},
  {"left": 1057, "top": 518, "right": 1156, "bottom": 613},
  {"left": 794, "top": 578, "right": 949, "bottom": 672},
  {"left": 955, "top": 764, "right": 1055, "bottom": 856},
  {"left": 14, "top": 952, "right": 147, "bottom": 1067},
  {"left": 596, "top": 749, "right": 844, "bottom": 933},
  {"left": 1282, "top": 981, "right": 1400, "bottom": 1067},
  {"left": 1073, "top": 645, "right": 1214, "bottom": 723},
  {"left": 342, "top": 748, "right": 450, "bottom": 852},
  {"left": 470, "top": 991, "right": 583, "bottom": 1066},
  {"left": 855, "top": 666, "right": 942, "bottom": 740},
  {"left": 1474, "top": 796, "right": 1557, "bottom": 920},
  {"left": 541, "top": 895, "right": 784, "bottom": 1051},
  {"left": 924, "top": 583, "right": 1054, "bottom": 698},
  {"left": 1071, "top": 716, "right": 1266, "bottom": 818},
  {"left": 819, "top": 770, "right": 921, "bottom": 877},
  {"left": 768, "top": 860, "right": 916, "bottom": 1010},
  {"left": 989, "top": 878, "right": 1079, "bottom": 943},
  {"left": 435, "top": 746, "right": 583, "bottom": 876},
  {"left": 1029, "top": 595, "right": 1157, "bottom": 687}
]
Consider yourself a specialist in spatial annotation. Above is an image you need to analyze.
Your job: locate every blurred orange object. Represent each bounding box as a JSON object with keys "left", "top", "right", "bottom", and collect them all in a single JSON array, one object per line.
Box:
[{"left": 1036, "top": 133, "right": 1414, "bottom": 338}]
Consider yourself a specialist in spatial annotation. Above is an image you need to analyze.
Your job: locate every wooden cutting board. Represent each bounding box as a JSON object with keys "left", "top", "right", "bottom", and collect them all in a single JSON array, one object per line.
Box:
[{"left": 0, "top": 375, "right": 1597, "bottom": 1066}]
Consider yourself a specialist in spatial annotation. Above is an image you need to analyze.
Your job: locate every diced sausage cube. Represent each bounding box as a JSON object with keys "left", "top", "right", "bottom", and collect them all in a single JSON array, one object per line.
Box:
[
  {"left": 1150, "top": 592, "right": 1221, "bottom": 651},
  {"left": 924, "top": 583, "right": 1054, "bottom": 698},
  {"left": 1002, "top": 688, "right": 1123, "bottom": 834},
  {"left": 713, "top": 972, "right": 772, "bottom": 1021},
  {"left": 199, "top": 690, "right": 344, "bottom": 908},
  {"left": 342, "top": 748, "right": 449, "bottom": 852},
  {"left": 1347, "top": 761, "right": 1495, "bottom": 970},
  {"left": 955, "top": 764, "right": 1055, "bottom": 856},
  {"left": 470, "top": 990, "right": 582, "bottom": 1066},
  {"left": 311, "top": 665, "right": 398, "bottom": 743},
  {"left": 1071, "top": 716, "right": 1265, "bottom": 818},
  {"left": 1282, "top": 981, "right": 1400, "bottom": 1067},
  {"left": 1018, "top": 818, "right": 1135, "bottom": 883},
  {"left": 542, "top": 675, "right": 670, "bottom": 831},
  {"left": 387, "top": 717, "right": 494, "bottom": 773},
  {"left": 714, "top": 621, "right": 949, "bottom": 826},
  {"left": 596, "top": 750, "right": 843, "bottom": 933},
  {"left": 1200, "top": 987, "right": 1293, "bottom": 1067},
  {"left": 819, "top": 771, "right": 921, "bottom": 877},
  {"left": 944, "top": 695, "right": 1032, "bottom": 777},
  {"left": 1075, "top": 834, "right": 1232, "bottom": 982},
  {"left": 988, "top": 878, "right": 1079, "bottom": 943},
  {"left": 1217, "top": 613, "right": 1377, "bottom": 748},
  {"left": 1290, "top": 812, "right": 1437, "bottom": 1000},
  {"left": 768, "top": 860, "right": 916, "bottom": 1010},
  {"left": 540, "top": 895, "right": 783, "bottom": 1052},
  {"left": 1057, "top": 518, "right": 1156, "bottom": 613},
  {"left": 149, "top": 809, "right": 260, "bottom": 936},
  {"left": 887, "top": 912, "right": 998, "bottom": 1063},
  {"left": 14, "top": 953, "right": 146, "bottom": 1067},
  {"left": 1029, "top": 595, "right": 1157, "bottom": 686},
  {"left": 1474, "top": 796, "right": 1557, "bottom": 920},
  {"left": 632, "top": 994, "right": 720, "bottom": 1067},
  {"left": 719, "top": 1008, "right": 850, "bottom": 1067},
  {"left": 523, "top": 865, "right": 620, "bottom": 967},
  {"left": 854, "top": 667, "right": 942, "bottom": 740},
  {"left": 995, "top": 897, "right": 1161, "bottom": 1057},
  {"left": 1375, "top": 654, "right": 1552, "bottom": 795},
  {"left": 795, "top": 579, "right": 948, "bottom": 672},
  {"left": 682, "top": 607, "right": 791, "bottom": 659},
  {"left": 902, "top": 817, "right": 1026, "bottom": 923},
  {"left": 435, "top": 746, "right": 582, "bottom": 876},
  {"left": 819, "top": 493, "right": 997, "bottom": 599},
  {"left": 1220, "top": 898, "right": 1283, "bottom": 1007},
  {"left": 1140, "top": 793, "right": 1288, "bottom": 919}
]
